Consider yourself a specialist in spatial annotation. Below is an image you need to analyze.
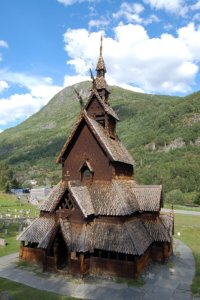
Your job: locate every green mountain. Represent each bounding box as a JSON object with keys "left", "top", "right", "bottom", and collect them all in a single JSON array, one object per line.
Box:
[{"left": 0, "top": 81, "right": 200, "bottom": 203}]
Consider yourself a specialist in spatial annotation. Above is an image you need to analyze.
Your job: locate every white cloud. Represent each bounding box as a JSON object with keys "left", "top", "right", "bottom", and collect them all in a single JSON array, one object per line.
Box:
[
  {"left": 163, "top": 23, "right": 174, "bottom": 31},
  {"left": 57, "top": 0, "right": 94, "bottom": 6},
  {"left": 63, "top": 23, "right": 200, "bottom": 94},
  {"left": 0, "top": 40, "right": 8, "bottom": 62},
  {"left": 113, "top": 2, "right": 144, "bottom": 24},
  {"left": 0, "top": 129, "right": 3, "bottom": 133},
  {"left": 64, "top": 74, "right": 90, "bottom": 87},
  {"left": 191, "top": 0, "right": 200, "bottom": 10},
  {"left": 0, "top": 40, "right": 8, "bottom": 48},
  {"left": 177, "top": 23, "right": 200, "bottom": 61},
  {"left": 64, "top": 29, "right": 103, "bottom": 74},
  {"left": 0, "top": 70, "right": 62, "bottom": 127},
  {"left": 144, "top": 0, "right": 188, "bottom": 16},
  {"left": 0, "top": 81, "right": 9, "bottom": 93},
  {"left": 193, "top": 12, "right": 200, "bottom": 20},
  {"left": 88, "top": 17, "right": 110, "bottom": 29},
  {"left": 144, "top": 14, "right": 159, "bottom": 25}
]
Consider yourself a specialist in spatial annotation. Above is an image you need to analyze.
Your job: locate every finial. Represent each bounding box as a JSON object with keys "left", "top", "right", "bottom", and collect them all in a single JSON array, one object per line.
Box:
[
  {"left": 90, "top": 68, "right": 96, "bottom": 89},
  {"left": 100, "top": 35, "right": 103, "bottom": 57},
  {"left": 74, "top": 89, "right": 84, "bottom": 109}
]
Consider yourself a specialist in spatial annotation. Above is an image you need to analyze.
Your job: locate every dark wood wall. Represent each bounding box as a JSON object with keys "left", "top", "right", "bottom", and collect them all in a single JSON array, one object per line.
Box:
[
  {"left": 87, "top": 97, "right": 104, "bottom": 118},
  {"left": 63, "top": 123, "right": 112, "bottom": 181}
]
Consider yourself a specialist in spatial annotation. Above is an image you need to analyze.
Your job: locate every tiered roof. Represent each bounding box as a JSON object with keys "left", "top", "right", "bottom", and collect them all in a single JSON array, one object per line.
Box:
[
  {"left": 18, "top": 213, "right": 172, "bottom": 255},
  {"left": 39, "top": 180, "right": 162, "bottom": 216}
]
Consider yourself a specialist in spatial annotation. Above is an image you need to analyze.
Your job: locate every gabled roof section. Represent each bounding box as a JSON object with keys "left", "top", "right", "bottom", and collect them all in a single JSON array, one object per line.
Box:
[
  {"left": 56, "top": 111, "right": 133, "bottom": 165},
  {"left": 67, "top": 180, "right": 161, "bottom": 216},
  {"left": 57, "top": 216, "right": 172, "bottom": 255},
  {"left": 86, "top": 89, "right": 119, "bottom": 121},
  {"left": 37, "top": 180, "right": 162, "bottom": 216},
  {"left": 86, "top": 115, "right": 133, "bottom": 165},
  {"left": 39, "top": 181, "right": 67, "bottom": 212},
  {"left": 17, "top": 216, "right": 55, "bottom": 244},
  {"left": 68, "top": 181, "right": 95, "bottom": 217},
  {"left": 133, "top": 185, "right": 162, "bottom": 212}
]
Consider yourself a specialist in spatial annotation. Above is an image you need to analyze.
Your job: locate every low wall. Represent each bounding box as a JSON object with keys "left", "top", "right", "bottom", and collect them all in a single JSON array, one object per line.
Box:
[
  {"left": 135, "top": 249, "right": 151, "bottom": 277},
  {"left": 90, "top": 257, "right": 135, "bottom": 278},
  {"left": 19, "top": 246, "right": 45, "bottom": 264}
]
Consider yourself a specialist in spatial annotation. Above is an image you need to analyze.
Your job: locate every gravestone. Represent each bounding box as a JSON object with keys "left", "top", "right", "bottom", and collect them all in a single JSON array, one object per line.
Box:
[
  {"left": 18, "top": 224, "right": 23, "bottom": 232},
  {"left": 0, "top": 238, "right": 6, "bottom": 246}
]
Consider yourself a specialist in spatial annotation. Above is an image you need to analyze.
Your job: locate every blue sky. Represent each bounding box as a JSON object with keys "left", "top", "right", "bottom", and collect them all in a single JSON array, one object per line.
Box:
[{"left": 1, "top": 0, "right": 200, "bottom": 132}]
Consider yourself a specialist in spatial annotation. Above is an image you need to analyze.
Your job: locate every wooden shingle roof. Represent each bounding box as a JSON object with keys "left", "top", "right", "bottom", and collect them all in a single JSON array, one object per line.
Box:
[
  {"left": 17, "top": 216, "right": 55, "bottom": 245},
  {"left": 87, "top": 90, "right": 119, "bottom": 120},
  {"left": 39, "top": 181, "right": 67, "bottom": 212},
  {"left": 133, "top": 185, "right": 162, "bottom": 212},
  {"left": 69, "top": 180, "right": 161, "bottom": 216},
  {"left": 39, "top": 180, "right": 162, "bottom": 215},
  {"left": 58, "top": 216, "right": 172, "bottom": 255},
  {"left": 87, "top": 116, "right": 133, "bottom": 165},
  {"left": 96, "top": 56, "right": 106, "bottom": 72},
  {"left": 18, "top": 213, "right": 172, "bottom": 255},
  {"left": 56, "top": 112, "right": 133, "bottom": 165},
  {"left": 68, "top": 182, "right": 95, "bottom": 217}
]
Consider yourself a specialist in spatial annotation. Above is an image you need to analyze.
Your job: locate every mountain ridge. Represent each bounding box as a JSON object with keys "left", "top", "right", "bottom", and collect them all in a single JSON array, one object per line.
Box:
[{"left": 0, "top": 81, "right": 199, "bottom": 203}]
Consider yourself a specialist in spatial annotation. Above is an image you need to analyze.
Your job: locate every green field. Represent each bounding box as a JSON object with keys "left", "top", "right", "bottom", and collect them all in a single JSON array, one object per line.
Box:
[{"left": 0, "top": 278, "right": 81, "bottom": 300}]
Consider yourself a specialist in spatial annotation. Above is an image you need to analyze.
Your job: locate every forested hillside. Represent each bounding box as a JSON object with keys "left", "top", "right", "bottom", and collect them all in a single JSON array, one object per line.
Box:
[{"left": 0, "top": 81, "right": 199, "bottom": 203}]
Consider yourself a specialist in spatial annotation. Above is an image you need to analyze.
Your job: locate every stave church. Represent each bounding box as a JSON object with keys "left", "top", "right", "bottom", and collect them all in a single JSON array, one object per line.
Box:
[{"left": 18, "top": 38, "right": 174, "bottom": 278}]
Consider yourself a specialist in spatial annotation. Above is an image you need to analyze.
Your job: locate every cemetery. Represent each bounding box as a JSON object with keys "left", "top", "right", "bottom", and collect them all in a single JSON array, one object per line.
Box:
[{"left": 0, "top": 193, "right": 38, "bottom": 257}]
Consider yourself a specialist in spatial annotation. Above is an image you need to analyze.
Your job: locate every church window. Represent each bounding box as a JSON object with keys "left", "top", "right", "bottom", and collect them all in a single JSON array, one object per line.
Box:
[
  {"left": 80, "top": 161, "right": 94, "bottom": 182},
  {"left": 81, "top": 166, "right": 93, "bottom": 181},
  {"left": 95, "top": 113, "right": 105, "bottom": 127},
  {"left": 65, "top": 197, "right": 74, "bottom": 209}
]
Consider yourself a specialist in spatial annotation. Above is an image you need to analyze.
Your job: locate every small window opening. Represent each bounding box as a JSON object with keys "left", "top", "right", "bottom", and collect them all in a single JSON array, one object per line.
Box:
[
  {"left": 95, "top": 113, "right": 105, "bottom": 127},
  {"left": 81, "top": 166, "right": 93, "bottom": 181},
  {"left": 80, "top": 161, "right": 94, "bottom": 182}
]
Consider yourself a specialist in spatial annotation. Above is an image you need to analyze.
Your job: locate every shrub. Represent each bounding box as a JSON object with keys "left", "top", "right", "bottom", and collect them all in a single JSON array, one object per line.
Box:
[
  {"left": 165, "top": 189, "right": 185, "bottom": 205},
  {"left": 194, "top": 193, "right": 200, "bottom": 206}
]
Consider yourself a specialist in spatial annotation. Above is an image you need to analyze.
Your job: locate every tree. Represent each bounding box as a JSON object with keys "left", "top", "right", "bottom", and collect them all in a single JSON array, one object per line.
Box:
[
  {"left": 165, "top": 189, "right": 185, "bottom": 205},
  {"left": 0, "top": 162, "right": 19, "bottom": 192},
  {"left": 194, "top": 193, "right": 200, "bottom": 206}
]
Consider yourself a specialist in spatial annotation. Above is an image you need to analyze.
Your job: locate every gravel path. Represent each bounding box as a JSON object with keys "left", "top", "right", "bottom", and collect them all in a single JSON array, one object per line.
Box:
[{"left": 0, "top": 239, "right": 197, "bottom": 299}]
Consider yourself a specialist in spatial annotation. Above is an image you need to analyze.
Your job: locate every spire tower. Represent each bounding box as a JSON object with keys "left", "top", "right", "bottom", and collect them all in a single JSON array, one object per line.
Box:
[{"left": 95, "top": 36, "right": 109, "bottom": 102}]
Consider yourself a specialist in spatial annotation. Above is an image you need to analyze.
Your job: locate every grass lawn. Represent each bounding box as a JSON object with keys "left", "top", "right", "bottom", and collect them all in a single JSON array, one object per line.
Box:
[
  {"left": 175, "top": 214, "right": 200, "bottom": 295},
  {"left": 0, "top": 192, "right": 39, "bottom": 218},
  {"left": 164, "top": 202, "right": 200, "bottom": 212},
  {"left": 0, "top": 223, "right": 20, "bottom": 257},
  {"left": 0, "top": 277, "right": 82, "bottom": 300}
]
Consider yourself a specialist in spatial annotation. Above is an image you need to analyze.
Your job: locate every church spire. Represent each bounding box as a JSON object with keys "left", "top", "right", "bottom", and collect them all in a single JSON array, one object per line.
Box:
[
  {"left": 95, "top": 36, "right": 109, "bottom": 102},
  {"left": 96, "top": 36, "right": 107, "bottom": 75}
]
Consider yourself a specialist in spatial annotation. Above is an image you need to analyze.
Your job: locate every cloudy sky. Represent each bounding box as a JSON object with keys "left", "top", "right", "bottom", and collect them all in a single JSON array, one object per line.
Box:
[{"left": 1, "top": 0, "right": 200, "bottom": 133}]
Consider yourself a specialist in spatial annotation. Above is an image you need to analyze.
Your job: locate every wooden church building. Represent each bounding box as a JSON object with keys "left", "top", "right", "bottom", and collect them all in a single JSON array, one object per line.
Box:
[{"left": 18, "top": 38, "right": 174, "bottom": 278}]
